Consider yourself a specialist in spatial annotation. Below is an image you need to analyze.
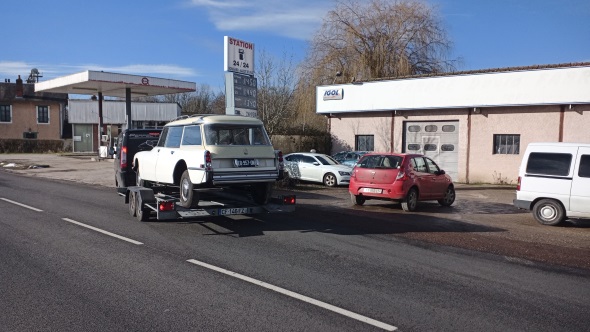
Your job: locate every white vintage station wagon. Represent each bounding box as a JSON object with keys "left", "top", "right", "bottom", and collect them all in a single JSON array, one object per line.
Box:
[{"left": 132, "top": 114, "right": 283, "bottom": 208}]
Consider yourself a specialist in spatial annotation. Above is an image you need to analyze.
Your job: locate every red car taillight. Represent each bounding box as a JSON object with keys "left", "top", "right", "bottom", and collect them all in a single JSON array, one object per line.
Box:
[
  {"left": 516, "top": 176, "right": 521, "bottom": 191},
  {"left": 395, "top": 167, "right": 407, "bottom": 181},
  {"left": 120, "top": 146, "right": 128, "bottom": 169}
]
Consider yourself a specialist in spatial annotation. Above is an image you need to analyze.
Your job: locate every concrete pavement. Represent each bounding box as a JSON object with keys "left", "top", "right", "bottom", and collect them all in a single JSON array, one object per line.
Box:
[{"left": 0, "top": 153, "right": 115, "bottom": 188}]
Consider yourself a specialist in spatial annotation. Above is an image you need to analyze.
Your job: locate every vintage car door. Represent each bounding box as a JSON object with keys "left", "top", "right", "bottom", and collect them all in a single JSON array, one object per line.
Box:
[{"left": 155, "top": 126, "right": 184, "bottom": 184}]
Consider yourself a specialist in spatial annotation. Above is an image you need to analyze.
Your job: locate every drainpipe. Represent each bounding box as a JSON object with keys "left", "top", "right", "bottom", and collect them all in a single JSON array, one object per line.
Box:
[{"left": 466, "top": 108, "right": 472, "bottom": 184}]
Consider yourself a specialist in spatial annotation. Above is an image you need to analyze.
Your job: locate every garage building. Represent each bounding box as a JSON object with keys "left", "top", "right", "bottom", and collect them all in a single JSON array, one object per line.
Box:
[{"left": 316, "top": 63, "right": 590, "bottom": 184}]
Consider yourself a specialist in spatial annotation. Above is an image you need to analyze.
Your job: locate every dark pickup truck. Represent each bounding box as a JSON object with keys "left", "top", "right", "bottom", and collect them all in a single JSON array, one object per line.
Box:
[{"left": 113, "top": 129, "right": 162, "bottom": 188}]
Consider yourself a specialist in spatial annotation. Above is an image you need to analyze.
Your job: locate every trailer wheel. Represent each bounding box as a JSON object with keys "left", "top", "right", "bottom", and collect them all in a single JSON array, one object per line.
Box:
[
  {"left": 135, "top": 195, "right": 150, "bottom": 222},
  {"left": 128, "top": 191, "right": 137, "bottom": 217},
  {"left": 252, "top": 182, "right": 273, "bottom": 205},
  {"left": 179, "top": 170, "right": 199, "bottom": 208}
]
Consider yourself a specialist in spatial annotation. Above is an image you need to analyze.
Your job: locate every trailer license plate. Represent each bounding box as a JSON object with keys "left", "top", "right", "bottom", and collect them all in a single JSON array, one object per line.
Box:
[
  {"left": 362, "top": 188, "right": 382, "bottom": 194},
  {"left": 234, "top": 159, "right": 258, "bottom": 167},
  {"left": 219, "top": 207, "right": 249, "bottom": 215}
]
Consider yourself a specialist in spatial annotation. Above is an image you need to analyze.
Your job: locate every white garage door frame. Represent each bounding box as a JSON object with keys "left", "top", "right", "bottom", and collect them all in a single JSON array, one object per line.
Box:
[{"left": 403, "top": 121, "right": 459, "bottom": 181}]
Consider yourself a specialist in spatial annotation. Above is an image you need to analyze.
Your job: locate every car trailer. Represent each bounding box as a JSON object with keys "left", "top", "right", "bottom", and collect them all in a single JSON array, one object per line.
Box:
[{"left": 119, "top": 186, "right": 296, "bottom": 221}]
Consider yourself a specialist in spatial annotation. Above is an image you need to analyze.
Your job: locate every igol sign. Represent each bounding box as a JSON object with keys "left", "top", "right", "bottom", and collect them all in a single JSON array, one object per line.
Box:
[{"left": 323, "top": 88, "right": 344, "bottom": 100}]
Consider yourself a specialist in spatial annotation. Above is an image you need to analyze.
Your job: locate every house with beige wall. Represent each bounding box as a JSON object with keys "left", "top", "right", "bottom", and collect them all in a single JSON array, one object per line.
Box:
[
  {"left": 317, "top": 63, "right": 590, "bottom": 184},
  {"left": 0, "top": 76, "right": 67, "bottom": 140}
]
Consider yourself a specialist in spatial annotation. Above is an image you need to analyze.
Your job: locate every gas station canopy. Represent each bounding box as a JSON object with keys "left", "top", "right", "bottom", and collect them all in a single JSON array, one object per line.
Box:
[{"left": 35, "top": 70, "right": 196, "bottom": 97}]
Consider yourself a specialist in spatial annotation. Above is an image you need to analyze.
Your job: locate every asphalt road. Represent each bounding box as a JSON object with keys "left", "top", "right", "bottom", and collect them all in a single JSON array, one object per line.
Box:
[{"left": 1, "top": 171, "right": 589, "bottom": 331}]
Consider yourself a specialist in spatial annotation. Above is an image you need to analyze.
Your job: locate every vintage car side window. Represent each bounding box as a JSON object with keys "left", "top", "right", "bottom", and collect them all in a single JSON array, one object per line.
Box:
[
  {"left": 157, "top": 127, "right": 168, "bottom": 147},
  {"left": 181, "top": 125, "right": 202, "bottom": 146},
  {"left": 425, "top": 157, "right": 440, "bottom": 174},
  {"left": 579, "top": 155, "right": 590, "bottom": 178},
  {"left": 164, "top": 126, "right": 183, "bottom": 148},
  {"left": 526, "top": 152, "right": 572, "bottom": 176}
]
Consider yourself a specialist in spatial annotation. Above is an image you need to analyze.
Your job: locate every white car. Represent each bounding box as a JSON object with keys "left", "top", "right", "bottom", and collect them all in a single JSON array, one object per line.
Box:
[
  {"left": 132, "top": 115, "right": 283, "bottom": 208},
  {"left": 284, "top": 152, "right": 352, "bottom": 187}
]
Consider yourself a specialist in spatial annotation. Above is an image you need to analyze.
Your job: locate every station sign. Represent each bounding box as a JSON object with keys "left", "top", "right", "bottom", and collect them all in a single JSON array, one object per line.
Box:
[{"left": 224, "top": 36, "right": 255, "bottom": 76}]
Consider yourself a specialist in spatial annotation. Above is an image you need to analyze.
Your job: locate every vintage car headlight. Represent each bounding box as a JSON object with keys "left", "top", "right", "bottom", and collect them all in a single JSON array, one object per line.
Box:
[{"left": 338, "top": 171, "right": 351, "bottom": 176}]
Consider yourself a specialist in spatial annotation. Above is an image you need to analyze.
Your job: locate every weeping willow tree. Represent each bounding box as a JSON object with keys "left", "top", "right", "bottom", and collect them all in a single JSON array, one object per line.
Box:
[
  {"left": 304, "top": 0, "right": 456, "bottom": 83},
  {"left": 293, "top": 0, "right": 458, "bottom": 133}
]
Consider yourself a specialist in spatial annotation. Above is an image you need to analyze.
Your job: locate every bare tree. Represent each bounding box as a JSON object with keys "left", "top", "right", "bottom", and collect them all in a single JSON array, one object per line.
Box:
[
  {"left": 256, "top": 49, "right": 297, "bottom": 135},
  {"left": 304, "top": 0, "right": 457, "bottom": 83},
  {"left": 162, "top": 84, "right": 220, "bottom": 115}
]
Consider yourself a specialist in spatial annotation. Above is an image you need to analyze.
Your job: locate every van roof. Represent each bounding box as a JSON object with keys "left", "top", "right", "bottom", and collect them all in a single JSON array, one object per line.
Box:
[{"left": 527, "top": 142, "right": 590, "bottom": 148}]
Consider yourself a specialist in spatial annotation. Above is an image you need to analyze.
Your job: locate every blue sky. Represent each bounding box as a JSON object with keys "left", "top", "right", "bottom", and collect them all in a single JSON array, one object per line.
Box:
[{"left": 1, "top": 0, "right": 588, "bottom": 91}]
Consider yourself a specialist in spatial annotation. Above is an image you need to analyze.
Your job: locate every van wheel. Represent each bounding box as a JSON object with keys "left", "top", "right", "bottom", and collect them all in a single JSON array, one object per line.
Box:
[
  {"left": 323, "top": 173, "right": 337, "bottom": 187},
  {"left": 179, "top": 170, "right": 199, "bottom": 208},
  {"left": 351, "top": 193, "right": 365, "bottom": 206},
  {"left": 252, "top": 183, "right": 273, "bottom": 205},
  {"left": 401, "top": 188, "right": 418, "bottom": 212},
  {"left": 438, "top": 186, "right": 456, "bottom": 207},
  {"left": 533, "top": 199, "right": 566, "bottom": 226}
]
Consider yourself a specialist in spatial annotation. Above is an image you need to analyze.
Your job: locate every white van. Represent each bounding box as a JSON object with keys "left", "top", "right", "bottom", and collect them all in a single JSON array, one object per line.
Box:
[{"left": 514, "top": 142, "right": 590, "bottom": 226}]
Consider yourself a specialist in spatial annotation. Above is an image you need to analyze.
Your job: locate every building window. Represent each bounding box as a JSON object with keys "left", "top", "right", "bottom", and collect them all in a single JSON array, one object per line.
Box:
[
  {"left": 425, "top": 125, "right": 438, "bottom": 132},
  {"left": 493, "top": 134, "right": 520, "bottom": 154},
  {"left": 37, "top": 106, "right": 49, "bottom": 124},
  {"left": 424, "top": 144, "right": 437, "bottom": 151},
  {"left": 442, "top": 125, "right": 455, "bottom": 132},
  {"left": 441, "top": 144, "right": 455, "bottom": 152},
  {"left": 407, "top": 144, "right": 420, "bottom": 151},
  {"left": 0, "top": 105, "right": 11, "bottom": 123},
  {"left": 355, "top": 135, "right": 374, "bottom": 151},
  {"left": 408, "top": 125, "right": 421, "bottom": 132}
]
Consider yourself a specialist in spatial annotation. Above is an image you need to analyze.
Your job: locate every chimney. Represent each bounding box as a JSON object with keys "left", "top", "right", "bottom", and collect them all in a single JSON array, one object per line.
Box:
[{"left": 16, "top": 75, "right": 23, "bottom": 98}]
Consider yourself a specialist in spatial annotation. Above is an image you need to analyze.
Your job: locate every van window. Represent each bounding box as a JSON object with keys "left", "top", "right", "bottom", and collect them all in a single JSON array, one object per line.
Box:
[
  {"left": 526, "top": 152, "right": 572, "bottom": 176},
  {"left": 579, "top": 155, "right": 590, "bottom": 178}
]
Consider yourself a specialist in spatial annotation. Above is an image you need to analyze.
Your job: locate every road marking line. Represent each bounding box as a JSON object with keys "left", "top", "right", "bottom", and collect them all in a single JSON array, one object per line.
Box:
[
  {"left": 187, "top": 258, "right": 397, "bottom": 331},
  {"left": 62, "top": 218, "right": 143, "bottom": 245},
  {"left": 0, "top": 198, "right": 43, "bottom": 212}
]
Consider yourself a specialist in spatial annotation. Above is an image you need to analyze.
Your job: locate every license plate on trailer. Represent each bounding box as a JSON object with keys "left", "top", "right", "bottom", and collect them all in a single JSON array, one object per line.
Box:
[
  {"left": 219, "top": 207, "right": 249, "bottom": 215},
  {"left": 234, "top": 159, "right": 258, "bottom": 167},
  {"left": 362, "top": 188, "right": 382, "bottom": 194}
]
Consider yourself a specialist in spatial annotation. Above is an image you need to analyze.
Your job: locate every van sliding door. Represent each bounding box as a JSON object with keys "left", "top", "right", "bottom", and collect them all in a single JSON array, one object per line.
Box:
[{"left": 570, "top": 148, "right": 590, "bottom": 213}]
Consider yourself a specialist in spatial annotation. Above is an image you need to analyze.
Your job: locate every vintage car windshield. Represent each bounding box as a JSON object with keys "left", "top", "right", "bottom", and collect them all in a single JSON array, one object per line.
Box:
[{"left": 204, "top": 124, "right": 270, "bottom": 146}]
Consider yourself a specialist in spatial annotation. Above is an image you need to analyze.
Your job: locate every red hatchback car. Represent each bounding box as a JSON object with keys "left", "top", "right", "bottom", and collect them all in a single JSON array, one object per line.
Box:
[{"left": 349, "top": 153, "right": 455, "bottom": 211}]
